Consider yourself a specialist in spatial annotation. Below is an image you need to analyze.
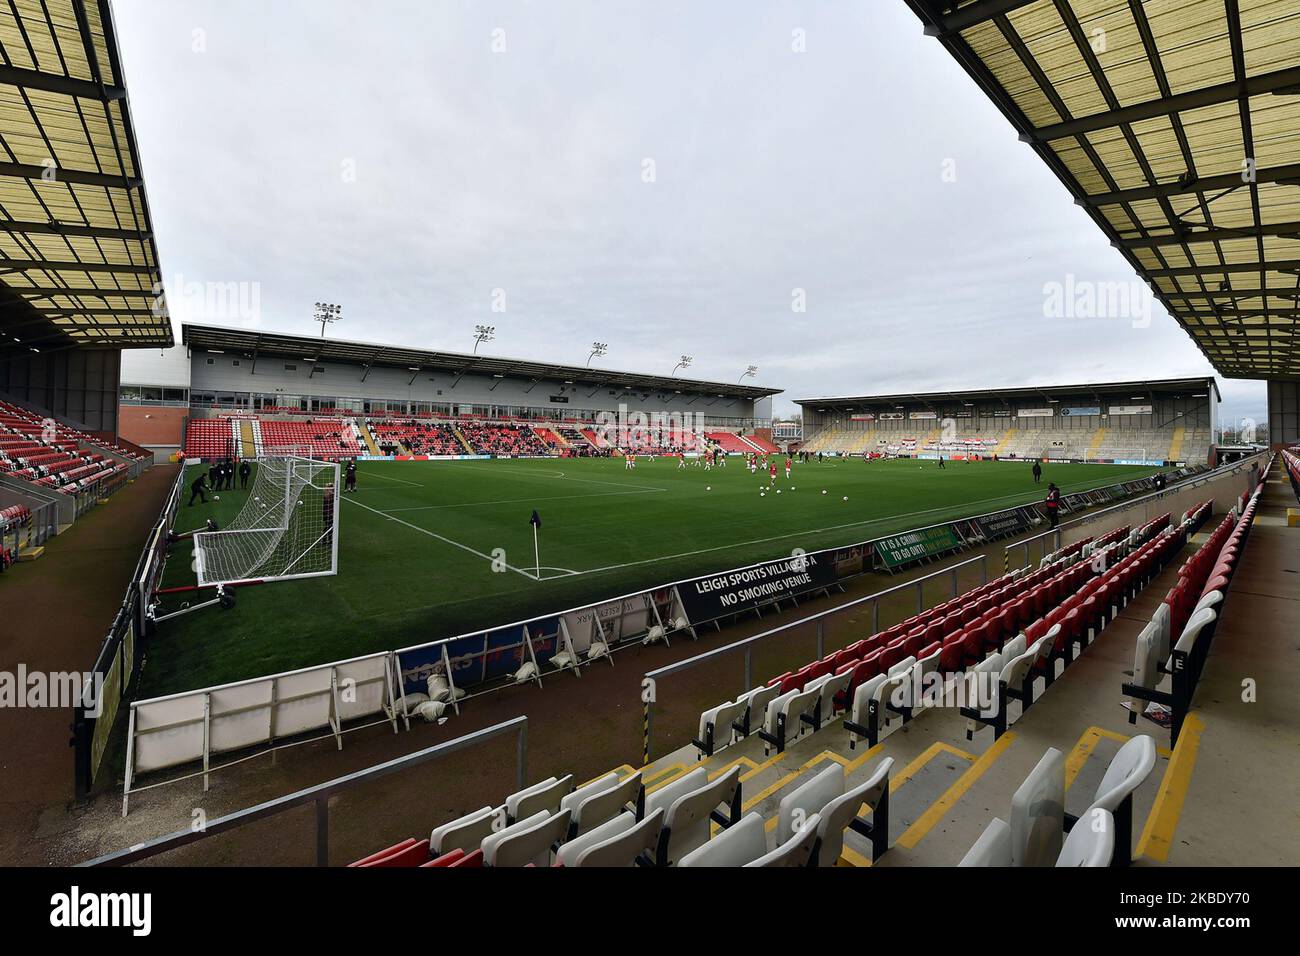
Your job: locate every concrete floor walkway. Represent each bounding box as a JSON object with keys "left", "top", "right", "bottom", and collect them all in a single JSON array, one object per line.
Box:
[{"left": 0, "top": 464, "right": 178, "bottom": 866}]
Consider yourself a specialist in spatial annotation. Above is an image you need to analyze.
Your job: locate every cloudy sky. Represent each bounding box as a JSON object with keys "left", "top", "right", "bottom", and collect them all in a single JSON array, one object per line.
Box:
[{"left": 112, "top": 0, "right": 1265, "bottom": 425}]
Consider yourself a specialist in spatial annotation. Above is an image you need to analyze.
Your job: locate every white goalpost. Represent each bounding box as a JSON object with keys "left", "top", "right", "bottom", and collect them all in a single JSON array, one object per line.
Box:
[{"left": 193, "top": 455, "right": 341, "bottom": 587}]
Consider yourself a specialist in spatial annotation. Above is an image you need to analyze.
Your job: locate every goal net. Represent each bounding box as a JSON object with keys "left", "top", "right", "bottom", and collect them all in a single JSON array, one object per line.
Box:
[{"left": 193, "top": 456, "right": 340, "bottom": 587}]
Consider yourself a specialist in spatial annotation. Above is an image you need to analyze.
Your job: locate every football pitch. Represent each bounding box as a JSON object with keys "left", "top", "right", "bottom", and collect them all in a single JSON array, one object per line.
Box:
[{"left": 146, "top": 456, "right": 1160, "bottom": 698}]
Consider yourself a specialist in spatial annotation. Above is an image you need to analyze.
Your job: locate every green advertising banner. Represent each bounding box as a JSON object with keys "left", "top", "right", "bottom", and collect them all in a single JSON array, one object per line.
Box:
[{"left": 875, "top": 524, "right": 963, "bottom": 569}]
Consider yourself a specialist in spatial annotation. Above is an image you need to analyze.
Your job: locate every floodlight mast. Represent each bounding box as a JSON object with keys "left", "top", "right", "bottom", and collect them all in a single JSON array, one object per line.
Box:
[{"left": 314, "top": 302, "right": 342, "bottom": 337}]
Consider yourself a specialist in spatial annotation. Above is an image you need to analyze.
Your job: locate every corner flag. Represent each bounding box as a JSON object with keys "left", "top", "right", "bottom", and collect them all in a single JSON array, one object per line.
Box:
[{"left": 530, "top": 510, "right": 542, "bottom": 577}]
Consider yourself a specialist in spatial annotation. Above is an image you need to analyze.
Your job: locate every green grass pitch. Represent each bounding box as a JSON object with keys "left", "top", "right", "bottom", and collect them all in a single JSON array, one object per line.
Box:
[{"left": 146, "top": 456, "right": 1159, "bottom": 698}]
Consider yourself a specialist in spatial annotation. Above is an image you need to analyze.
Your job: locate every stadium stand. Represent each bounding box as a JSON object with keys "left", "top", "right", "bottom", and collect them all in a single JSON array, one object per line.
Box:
[
  {"left": 0, "top": 400, "right": 133, "bottom": 495},
  {"left": 257, "top": 419, "right": 362, "bottom": 459},
  {"left": 458, "top": 422, "right": 551, "bottom": 457},
  {"left": 705, "top": 431, "right": 755, "bottom": 453},
  {"left": 183, "top": 418, "right": 241, "bottom": 461},
  {"left": 367, "top": 419, "right": 463, "bottom": 456}
]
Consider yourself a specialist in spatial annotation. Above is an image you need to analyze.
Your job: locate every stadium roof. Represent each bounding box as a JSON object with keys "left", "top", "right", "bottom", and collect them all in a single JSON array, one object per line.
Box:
[
  {"left": 182, "top": 323, "right": 784, "bottom": 400},
  {"left": 905, "top": 0, "right": 1300, "bottom": 381},
  {"left": 796, "top": 375, "right": 1220, "bottom": 409},
  {"left": 0, "top": 0, "right": 170, "bottom": 353}
]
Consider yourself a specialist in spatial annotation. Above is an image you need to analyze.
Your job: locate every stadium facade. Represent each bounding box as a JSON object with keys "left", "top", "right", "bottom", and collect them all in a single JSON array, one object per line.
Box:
[{"left": 118, "top": 323, "right": 781, "bottom": 456}]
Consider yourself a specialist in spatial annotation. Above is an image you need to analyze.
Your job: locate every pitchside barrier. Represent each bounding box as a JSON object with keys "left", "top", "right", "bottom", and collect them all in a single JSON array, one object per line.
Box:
[
  {"left": 120, "top": 651, "right": 398, "bottom": 815},
  {"left": 87, "top": 717, "right": 529, "bottom": 867},
  {"left": 116, "top": 457, "right": 1228, "bottom": 810}
]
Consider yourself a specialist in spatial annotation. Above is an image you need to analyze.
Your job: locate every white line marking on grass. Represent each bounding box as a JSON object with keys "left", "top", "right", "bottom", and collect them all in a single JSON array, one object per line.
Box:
[{"left": 342, "top": 496, "right": 541, "bottom": 581}]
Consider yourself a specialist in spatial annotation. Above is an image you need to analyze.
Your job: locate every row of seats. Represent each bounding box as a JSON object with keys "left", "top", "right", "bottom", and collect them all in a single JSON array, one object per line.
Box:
[
  {"left": 963, "top": 507, "right": 1204, "bottom": 740},
  {"left": 694, "top": 509, "right": 1187, "bottom": 764},
  {"left": 352, "top": 753, "right": 895, "bottom": 868},
  {"left": 705, "top": 431, "right": 756, "bottom": 453},
  {"left": 183, "top": 418, "right": 241, "bottom": 461},
  {"left": 0, "top": 400, "right": 145, "bottom": 463},
  {"left": 0, "top": 502, "right": 29, "bottom": 570},
  {"left": 1280, "top": 449, "right": 1299, "bottom": 502},
  {"left": 0, "top": 417, "right": 128, "bottom": 494},
  {"left": 1125, "top": 483, "right": 1266, "bottom": 742},
  {"left": 258, "top": 419, "right": 361, "bottom": 460},
  {"left": 960, "top": 736, "right": 1158, "bottom": 867}
]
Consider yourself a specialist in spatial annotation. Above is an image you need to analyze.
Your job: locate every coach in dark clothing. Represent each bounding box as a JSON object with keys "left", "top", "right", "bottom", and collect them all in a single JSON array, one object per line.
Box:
[
  {"left": 239, "top": 460, "right": 251, "bottom": 489},
  {"left": 1032, "top": 461, "right": 1042, "bottom": 484},
  {"left": 188, "top": 472, "right": 209, "bottom": 506},
  {"left": 345, "top": 459, "right": 357, "bottom": 493}
]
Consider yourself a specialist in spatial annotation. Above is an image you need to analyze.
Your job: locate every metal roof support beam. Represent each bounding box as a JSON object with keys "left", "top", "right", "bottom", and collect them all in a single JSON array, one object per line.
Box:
[
  {"left": 19, "top": 287, "right": 154, "bottom": 298},
  {"left": 1115, "top": 220, "right": 1300, "bottom": 249},
  {"left": 1147, "top": 258, "right": 1300, "bottom": 278},
  {"left": 920, "top": 0, "right": 1038, "bottom": 36},
  {"left": 1027, "top": 65, "right": 1300, "bottom": 142},
  {"left": 0, "top": 219, "right": 150, "bottom": 241},
  {"left": 0, "top": 161, "right": 140, "bottom": 189},
  {"left": 0, "top": 259, "right": 155, "bottom": 275},
  {"left": 1084, "top": 162, "right": 1300, "bottom": 206},
  {"left": 0, "top": 64, "right": 126, "bottom": 101}
]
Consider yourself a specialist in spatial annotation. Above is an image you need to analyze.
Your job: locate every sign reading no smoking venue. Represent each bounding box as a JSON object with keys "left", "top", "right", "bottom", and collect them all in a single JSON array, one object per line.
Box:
[{"left": 677, "top": 553, "right": 838, "bottom": 623}]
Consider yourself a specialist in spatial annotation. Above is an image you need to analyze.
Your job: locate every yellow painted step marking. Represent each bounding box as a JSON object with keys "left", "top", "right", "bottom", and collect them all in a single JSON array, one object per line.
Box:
[
  {"left": 1136, "top": 712, "right": 1206, "bottom": 863},
  {"left": 644, "top": 764, "right": 691, "bottom": 792},
  {"left": 1066, "top": 726, "right": 1174, "bottom": 791},
  {"left": 896, "top": 732, "right": 1017, "bottom": 849}
]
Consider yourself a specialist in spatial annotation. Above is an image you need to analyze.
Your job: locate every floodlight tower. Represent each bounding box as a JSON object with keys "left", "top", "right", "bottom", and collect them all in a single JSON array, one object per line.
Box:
[
  {"left": 739, "top": 365, "right": 758, "bottom": 384},
  {"left": 314, "top": 302, "right": 342, "bottom": 337},
  {"left": 472, "top": 325, "right": 495, "bottom": 353},
  {"left": 671, "top": 355, "right": 693, "bottom": 376},
  {"left": 587, "top": 342, "right": 608, "bottom": 366}
]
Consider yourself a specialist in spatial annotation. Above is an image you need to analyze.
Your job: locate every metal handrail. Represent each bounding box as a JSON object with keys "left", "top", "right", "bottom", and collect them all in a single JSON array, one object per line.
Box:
[{"left": 80, "top": 715, "right": 529, "bottom": 867}]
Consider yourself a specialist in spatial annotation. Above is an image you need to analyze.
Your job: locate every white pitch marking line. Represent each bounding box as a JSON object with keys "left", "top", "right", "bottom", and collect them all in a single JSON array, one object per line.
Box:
[{"left": 342, "top": 496, "right": 540, "bottom": 581}]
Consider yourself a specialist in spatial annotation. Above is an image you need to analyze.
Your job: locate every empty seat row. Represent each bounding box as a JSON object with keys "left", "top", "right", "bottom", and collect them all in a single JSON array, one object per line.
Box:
[
  {"left": 964, "top": 514, "right": 1195, "bottom": 740},
  {"left": 1124, "top": 480, "right": 1266, "bottom": 743}
]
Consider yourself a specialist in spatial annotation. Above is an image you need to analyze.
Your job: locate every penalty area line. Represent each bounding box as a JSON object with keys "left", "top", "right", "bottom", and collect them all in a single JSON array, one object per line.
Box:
[{"left": 342, "top": 496, "right": 541, "bottom": 581}]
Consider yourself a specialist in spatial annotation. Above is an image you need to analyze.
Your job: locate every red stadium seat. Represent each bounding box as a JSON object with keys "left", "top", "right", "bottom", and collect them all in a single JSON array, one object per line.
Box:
[
  {"left": 349, "top": 838, "right": 419, "bottom": 867},
  {"left": 354, "top": 839, "right": 431, "bottom": 868}
]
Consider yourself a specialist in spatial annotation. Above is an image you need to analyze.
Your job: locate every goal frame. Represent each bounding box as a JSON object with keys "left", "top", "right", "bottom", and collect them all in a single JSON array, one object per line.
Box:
[{"left": 192, "top": 454, "right": 341, "bottom": 588}]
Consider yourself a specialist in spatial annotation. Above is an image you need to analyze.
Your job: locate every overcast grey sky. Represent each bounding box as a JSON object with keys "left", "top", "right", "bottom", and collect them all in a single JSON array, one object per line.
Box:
[{"left": 112, "top": 0, "right": 1266, "bottom": 426}]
